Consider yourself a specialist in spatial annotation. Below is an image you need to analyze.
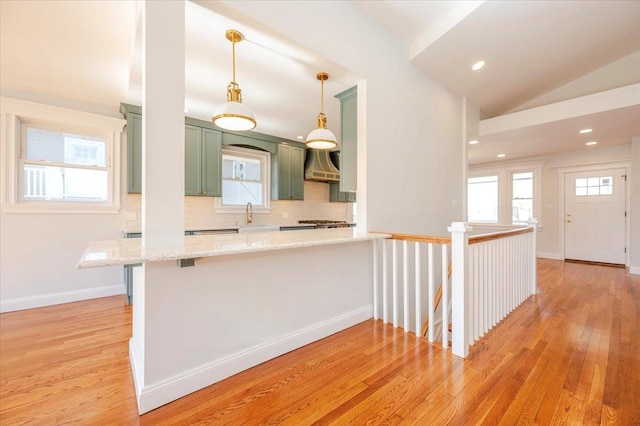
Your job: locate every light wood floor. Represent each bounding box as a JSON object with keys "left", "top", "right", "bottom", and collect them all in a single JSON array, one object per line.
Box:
[{"left": 1, "top": 259, "right": 638, "bottom": 425}]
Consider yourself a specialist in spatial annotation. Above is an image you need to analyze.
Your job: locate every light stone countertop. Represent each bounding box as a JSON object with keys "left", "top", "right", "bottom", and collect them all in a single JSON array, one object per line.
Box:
[{"left": 78, "top": 228, "right": 390, "bottom": 269}]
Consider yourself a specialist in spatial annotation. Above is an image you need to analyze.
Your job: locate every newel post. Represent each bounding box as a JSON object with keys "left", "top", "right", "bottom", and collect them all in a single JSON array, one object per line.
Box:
[
  {"left": 448, "top": 222, "right": 472, "bottom": 358},
  {"left": 528, "top": 218, "right": 538, "bottom": 294}
]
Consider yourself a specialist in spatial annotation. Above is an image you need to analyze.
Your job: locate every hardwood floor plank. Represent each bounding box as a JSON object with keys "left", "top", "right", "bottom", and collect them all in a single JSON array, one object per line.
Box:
[{"left": 1, "top": 260, "right": 638, "bottom": 424}]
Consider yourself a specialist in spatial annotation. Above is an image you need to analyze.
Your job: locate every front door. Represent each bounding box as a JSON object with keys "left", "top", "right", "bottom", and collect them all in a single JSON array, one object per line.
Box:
[{"left": 564, "top": 168, "right": 626, "bottom": 264}]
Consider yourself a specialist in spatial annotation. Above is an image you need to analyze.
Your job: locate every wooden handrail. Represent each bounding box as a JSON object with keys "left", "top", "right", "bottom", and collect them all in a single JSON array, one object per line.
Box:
[
  {"left": 374, "top": 225, "right": 532, "bottom": 246},
  {"left": 469, "top": 226, "right": 533, "bottom": 244},
  {"left": 373, "top": 232, "right": 451, "bottom": 245}
]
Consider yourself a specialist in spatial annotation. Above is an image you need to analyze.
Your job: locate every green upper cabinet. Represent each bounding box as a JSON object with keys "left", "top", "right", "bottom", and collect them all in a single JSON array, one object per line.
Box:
[
  {"left": 273, "top": 144, "right": 305, "bottom": 200},
  {"left": 185, "top": 125, "right": 222, "bottom": 197},
  {"left": 120, "top": 104, "right": 221, "bottom": 196},
  {"left": 335, "top": 86, "right": 357, "bottom": 194},
  {"left": 120, "top": 104, "right": 142, "bottom": 194}
]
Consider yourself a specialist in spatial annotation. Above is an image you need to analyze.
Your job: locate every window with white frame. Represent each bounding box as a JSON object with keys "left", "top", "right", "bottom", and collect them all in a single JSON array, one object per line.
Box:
[
  {"left": 512, "top": 172, "right": 533, "bottom": 224},
  {"left": 467, "top": 161, "right": 543, "bottom": 226},
  {"left": 467, "top": 175, "right": 498, "bottom": 223},
  {"left": 21, "top": 125, "right": 110, "bottom": 203},
  {"left": 220, "top": 146, "right": 270, "bottom": 209}
]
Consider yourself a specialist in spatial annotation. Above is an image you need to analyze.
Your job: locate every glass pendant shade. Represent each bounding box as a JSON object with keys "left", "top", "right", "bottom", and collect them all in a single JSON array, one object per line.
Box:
[
  {"left": 306, "top": 72, "right": 338, "bottom": 150},
  {"left": 212, "top": 29, "right": 256, "bottom": 131}
]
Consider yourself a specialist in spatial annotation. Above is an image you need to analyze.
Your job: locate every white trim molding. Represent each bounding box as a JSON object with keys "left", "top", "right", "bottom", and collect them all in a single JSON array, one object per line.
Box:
[
  {"left": 537, "top": 252, "right": 563, "bottom": 260},
  {"left": 0, "top": 284, "right": 125, "bottom": 313},
  {"left": 629, "top": 266, "right": 640, "bottom": 275}
]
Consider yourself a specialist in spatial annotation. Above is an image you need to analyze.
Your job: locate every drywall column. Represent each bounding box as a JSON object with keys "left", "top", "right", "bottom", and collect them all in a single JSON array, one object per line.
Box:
[
  {"left": 141, "top": 0, "right": 185, "bottom": 248},
  {"left": 131, "top": 0, "right": 185, "bottom": 413},
  {"left": 631, "top": 136, "right": 640, "bottom": 274}
]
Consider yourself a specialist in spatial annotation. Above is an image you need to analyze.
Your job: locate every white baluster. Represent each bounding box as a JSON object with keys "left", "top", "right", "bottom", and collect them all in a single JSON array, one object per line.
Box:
[
  {"left": 403, "top": 240, "right": 409, "bottom": 331},
  {"left": 382, "top": 239, "right": 388, "bottom": 323},
  {"left": 428, "top": 243, "right": 434, "bottom": 342},
  {"left": 373, "top": 240, "right": 379, "bottom": 320},
  {"left": 392, "top": 239, "right": 398, "bottom": 328},
  {"left": 414, "top": 242, "right": 421, "bottom": 335},
  {"left": 442, "top": 244, "right": 448, "bottom": 348}
]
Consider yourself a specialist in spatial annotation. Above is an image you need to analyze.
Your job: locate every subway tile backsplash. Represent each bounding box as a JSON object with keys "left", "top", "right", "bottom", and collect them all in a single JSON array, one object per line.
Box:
[{"left": 124, "top": 181, "right": 352, "bottom": 232}]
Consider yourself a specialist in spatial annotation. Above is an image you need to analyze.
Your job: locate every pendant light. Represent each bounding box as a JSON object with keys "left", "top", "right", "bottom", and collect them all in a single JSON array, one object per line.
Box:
[
  {"left": 212, "top": 29, "right": 256, "bottom": 131},
  {"left": 306, "top": 72, "right": 337, "bottom": 149}
]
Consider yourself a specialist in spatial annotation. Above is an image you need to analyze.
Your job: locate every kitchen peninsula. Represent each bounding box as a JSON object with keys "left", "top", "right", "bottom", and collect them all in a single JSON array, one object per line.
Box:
[{"left": 78, "top": 228, "right": 388, "bottom": 414}]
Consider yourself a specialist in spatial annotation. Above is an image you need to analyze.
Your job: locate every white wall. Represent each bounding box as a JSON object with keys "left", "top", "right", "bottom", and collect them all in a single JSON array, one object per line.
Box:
[
  {"left": 0, "top": 98, "right": 127, "bottom": 312},
  {"left": 213, "top": 0, "right": 465, "bottom": 238}
]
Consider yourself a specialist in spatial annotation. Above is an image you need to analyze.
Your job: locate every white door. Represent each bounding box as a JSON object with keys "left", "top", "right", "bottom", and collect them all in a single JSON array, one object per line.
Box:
[{"left": 564, "top": 168, "right": 626, "bottom": 264}]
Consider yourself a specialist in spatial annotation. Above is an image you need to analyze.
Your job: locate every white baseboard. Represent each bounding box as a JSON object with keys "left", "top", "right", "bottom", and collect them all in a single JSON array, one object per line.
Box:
[
  {"left": 133, "top": 305, "right": 373, "bottom": 415},
  {"left": 0, "top": 284, "right": 125, "bottom": 313},
  {"left": 537, "top": 252, "right": 563, "bottom": 260},
  {"left": 630, "top": 266, "right": 640, "bottom": 275}
]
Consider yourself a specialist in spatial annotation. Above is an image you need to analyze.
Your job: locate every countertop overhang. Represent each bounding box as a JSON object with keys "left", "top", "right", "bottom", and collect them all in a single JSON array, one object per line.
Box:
[{"left": 77, "top": 228, "right": 390, "bottom": 269}]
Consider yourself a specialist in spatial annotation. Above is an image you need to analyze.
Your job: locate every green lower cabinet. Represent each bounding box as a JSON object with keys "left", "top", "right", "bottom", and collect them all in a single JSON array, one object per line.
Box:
[
  {"left": 329, "top": 183, "right": 356, "bottom": 202},
  {"left": 185, "top": 125, "right": 222, "bottom": 197},
  {"left": 274, "top": 144, "right": 304, "bottom": 200}
]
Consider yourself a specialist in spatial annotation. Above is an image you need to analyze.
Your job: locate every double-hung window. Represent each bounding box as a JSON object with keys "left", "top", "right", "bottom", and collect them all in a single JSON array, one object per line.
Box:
[
  {"left": 1, "top": 97, "right": 122, "bottom": 213},
  {"left": 21, "top": 125, "right": 109, "bottom": 203},
  {"left": 220, "top": 146, "right": 270, "bottom": 210},
  {"left": 511, "top": 172, "right": 533, "bottom": 224},
  {"left": 467, "top": 175, "right": 498, "bottom": 223}
]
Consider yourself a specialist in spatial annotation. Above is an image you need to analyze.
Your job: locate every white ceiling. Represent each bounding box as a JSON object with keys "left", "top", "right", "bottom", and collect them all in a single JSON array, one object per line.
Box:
[{"left": 1, "top": 0, "right": 639, "bottom": 165}]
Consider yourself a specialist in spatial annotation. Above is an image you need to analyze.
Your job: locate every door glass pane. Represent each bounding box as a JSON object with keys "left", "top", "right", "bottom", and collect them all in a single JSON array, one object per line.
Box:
[{"left": 468, "top": 175, "right": 498, "bottom": 223}]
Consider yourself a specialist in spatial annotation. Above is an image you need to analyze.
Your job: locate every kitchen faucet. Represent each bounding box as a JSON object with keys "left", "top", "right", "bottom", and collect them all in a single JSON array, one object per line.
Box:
[{"left": 246, "top": 202, "right": 253, "bottom": 225}]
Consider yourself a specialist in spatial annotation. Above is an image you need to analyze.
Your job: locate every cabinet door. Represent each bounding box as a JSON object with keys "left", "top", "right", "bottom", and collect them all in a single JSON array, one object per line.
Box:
[
  {"left": 127, "top": 113, "right": 143, "bottom": 193},
  {"left": 277, "top": 144, "right": 293, "bottom": 199},
  {"left": 184, "top": 124, "right": 202, "bottom": 196},
  {"left": 201, "top": 128, "right": 222, "bottom": 197},
  {"left": 336, "top": 87, "right": 357, "bottom": 193},
  {"left": 290, "top": 145, "right": 305, "bottom": 200}
]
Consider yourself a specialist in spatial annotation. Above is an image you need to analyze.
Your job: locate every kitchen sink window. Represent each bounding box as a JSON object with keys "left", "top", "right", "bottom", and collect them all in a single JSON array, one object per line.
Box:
[{"left": 219, "top": 146, "right": 270, "bottom": 211}]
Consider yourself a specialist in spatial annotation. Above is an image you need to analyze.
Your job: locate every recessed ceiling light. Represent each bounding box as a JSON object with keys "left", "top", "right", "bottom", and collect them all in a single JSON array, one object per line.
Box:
[
  {"left": 297, "top": 136, "right": 304, "bottom": 140},
  {"left": 472, "top": 60, "right": 485, "bottom": 71},
  {"left": 497, "top": 153, "right": 506, "bottom": 158},
  {"left": 468, "top": 140, "right": 479, "bottom": 145},
  {"left": 579, "top": 128, "right": 592, "bottom": 134},
  {"left": 586, "top": 141, "right": 598, "bottom": 146}
]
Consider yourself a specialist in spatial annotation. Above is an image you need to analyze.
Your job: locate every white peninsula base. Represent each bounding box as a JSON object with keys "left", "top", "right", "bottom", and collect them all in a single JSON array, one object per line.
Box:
[{"left": 128, "top": 235, "right": 378, "bottom": 414}]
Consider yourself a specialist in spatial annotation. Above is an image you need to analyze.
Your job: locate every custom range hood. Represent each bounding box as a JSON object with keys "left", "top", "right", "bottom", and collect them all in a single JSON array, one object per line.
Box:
[{"left": 304, "top": 148, "right": 340, "bottom": 182}]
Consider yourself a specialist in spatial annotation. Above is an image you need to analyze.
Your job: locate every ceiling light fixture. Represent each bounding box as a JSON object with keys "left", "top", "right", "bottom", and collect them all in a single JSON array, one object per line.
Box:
[
  {"left": 579, "top": 128, "right": 593, "bottom": 134},
  {"left": 497, "top": 153, "right": 506, "bottom": 158},
  {"left": 306, "top": 72, "right": 337, "bottom": 150},
  {"left": 586, "top": 141, "right": 598, "bottom": 146},
  {"left": 212, "top": 29, "right": 256, "bottom": 131},
  {"left": 469, "top": 140, "right": 479, "bottom": 145},
  {"left": 472, "top": 60, "right": 485, "bottom": 71}
]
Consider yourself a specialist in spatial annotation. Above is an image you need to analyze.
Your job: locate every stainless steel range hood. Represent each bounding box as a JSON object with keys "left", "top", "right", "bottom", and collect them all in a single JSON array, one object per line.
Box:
[{"left": 304, "top": 148, "right": 340, "bottom": 182}]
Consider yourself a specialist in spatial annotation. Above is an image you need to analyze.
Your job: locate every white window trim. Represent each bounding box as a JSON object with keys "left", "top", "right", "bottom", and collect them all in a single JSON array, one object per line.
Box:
[
  {"left": 1, "top": 97, "right": 124, "bottom": 214},
  {"left": 217, "top": 145, "right": 271, "bottom": 214},
  {"left": 468, "top": 160, "right": 544, "bottom": 228},
  {"left": 467, "top": 173, "right": 499, "bottom": 224}
]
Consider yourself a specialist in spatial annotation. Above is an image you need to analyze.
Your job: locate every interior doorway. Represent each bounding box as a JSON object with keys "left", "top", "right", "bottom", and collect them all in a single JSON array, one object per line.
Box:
[{"left": 564, "top": 167, "right": 627, "bottom": 265}]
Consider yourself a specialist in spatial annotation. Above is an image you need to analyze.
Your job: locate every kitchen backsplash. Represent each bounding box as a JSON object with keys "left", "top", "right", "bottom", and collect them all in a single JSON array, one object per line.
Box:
[{"left": 124, "top": 181, "right": 353, "bottom": 232}]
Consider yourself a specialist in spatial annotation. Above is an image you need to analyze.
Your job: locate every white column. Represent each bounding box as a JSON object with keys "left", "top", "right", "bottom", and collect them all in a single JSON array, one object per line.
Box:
[
  {"left": 131, "top": 0, "right": 185, "bottom": 415},
  {"left": 141, "top": 0, "right": 185, "bottom": 249},
  {"left": 448, "top": 222, "right": 472, "bottom": 358}
]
